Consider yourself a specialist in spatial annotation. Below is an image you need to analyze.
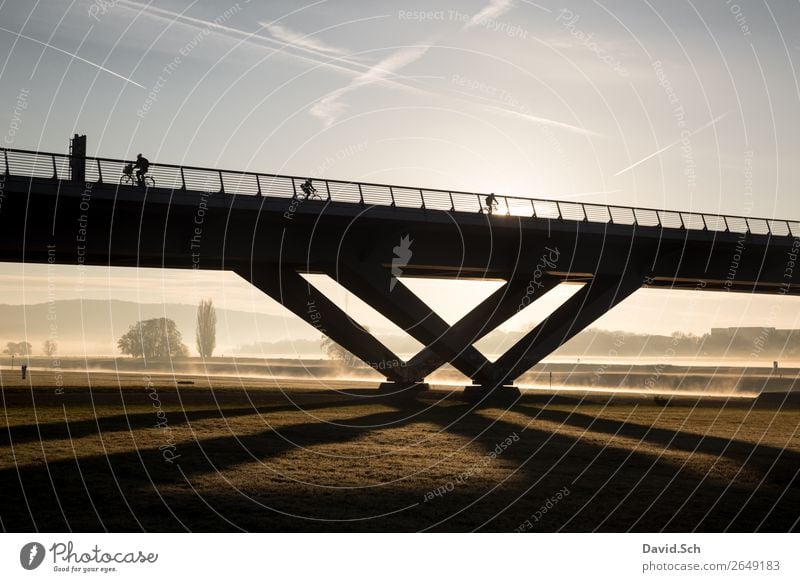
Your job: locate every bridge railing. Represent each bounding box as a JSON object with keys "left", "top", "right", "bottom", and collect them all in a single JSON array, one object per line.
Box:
[{"left": 2, "top": 146, "right": 798, "bottom": 237}]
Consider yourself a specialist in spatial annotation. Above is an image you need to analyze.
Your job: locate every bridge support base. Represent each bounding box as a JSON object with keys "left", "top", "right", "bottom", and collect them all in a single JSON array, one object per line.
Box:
[
  {"left": 462, "top": 384, "right": 521, "bottom": 404},
  {"left": 377, "top": 382, "right": 430, "bottom": 395}
]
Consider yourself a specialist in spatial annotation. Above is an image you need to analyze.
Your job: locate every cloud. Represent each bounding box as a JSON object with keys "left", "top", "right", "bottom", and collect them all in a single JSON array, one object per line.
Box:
[
  {"left": 311, "top": 45, "right": 430, "bottom": 127},
  {"left": 482, "top": 104, "right": 605, "bottom": 137},
  {"left": 464, "top": 0, "right": 514, "bottom": 29},
  {"left": 262, "top": 22, "right": 347, "bottom": 56}
]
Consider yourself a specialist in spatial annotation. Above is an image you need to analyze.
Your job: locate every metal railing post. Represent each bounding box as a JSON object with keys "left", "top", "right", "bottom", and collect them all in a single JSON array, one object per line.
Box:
[
  {"left": 51, "top": 155, "right": 58, "bottom": 179},
  {"left": 291, "top": 178, "right": 298, "bottom": 198},
  {"left": 325, "top": 180, "right": 331, "bottom": 201},
  {"left": 701, "top": 215, "right": 708, "bottom": 230},
  {"left": 530, "top": 199, "right": 537, "bottom": 218},
  {"left": 723, "top": 216, "right": 729, "bottom": 232},
  {"left": 96, "top": 159, "right": 103, "bottom": 183},
  {"left": 788, "top": 222, "right": 794, "bottom": 238},
  {"left": 448, "top": 191, "right": 454, "bottom": 211},
  {"left": 556, "top": 202, "right": 562, "bottom": 220},
  {"left": 581, "top": 203, "right": 587, "bottom": 221},
  {"left": 358, "top": 183, "right": 365, "bottom": 205},
  {"left": 744, "top": 218, "right": 751, "bottom": 234},
  {"left": 679, "top": 213, "right": 685, "bottom": 229},
  {"left": 390, "top": 186, "right": 396, "bottom": 207},
  {"left": 180, "top": 167, "right": 187, "bottom": 191},
  {"left": 3, "top": 150, "right": 9, "bottom": 175},
  {"left": 419, "top": 188, "right": 425, "bottom": 209},
  {"left": 218, "top": 170, "right": 225, "bottom": 194}
]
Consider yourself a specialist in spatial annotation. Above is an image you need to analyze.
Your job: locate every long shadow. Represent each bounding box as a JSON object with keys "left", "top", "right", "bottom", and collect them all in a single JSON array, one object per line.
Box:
[
  {"left": 514, "top": 403, "right": 800, "bottom": 487},
  {"left": 0, "top": 393, "right": 382, "bottom": 447},
  {"left": 1, "top": 397, "right": 797, "bottom": 532},
  {"left": 416, "top": 403, "right": 800, "bottom": 533},
  {"left": 0, "top": 403, "right": 426, "bottom": 531}
]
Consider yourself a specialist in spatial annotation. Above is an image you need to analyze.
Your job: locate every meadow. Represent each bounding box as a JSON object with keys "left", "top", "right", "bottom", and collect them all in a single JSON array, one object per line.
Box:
[{"left": 1, "top": 368, "right": 798, "bottom": 532}]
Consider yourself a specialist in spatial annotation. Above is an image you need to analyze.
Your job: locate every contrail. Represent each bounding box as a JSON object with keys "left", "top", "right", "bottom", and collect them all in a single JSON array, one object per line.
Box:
[
  {"left": 614, "top": 112, "right": 730, "bottom": 177},
  {"left": 483, "top": 104, "right": 605, "bottom": 138},
  {"left": 0, "top": 26, "right": 145, "bottom": 88}
]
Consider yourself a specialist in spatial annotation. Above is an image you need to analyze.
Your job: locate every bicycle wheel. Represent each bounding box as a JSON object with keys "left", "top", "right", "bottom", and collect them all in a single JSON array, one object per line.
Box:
[
  {"left": 119, "top": 174, "right": 134, "bottom": 186},
  {"left": 145, "top": 176, "right": 155, "bottom": 188}
]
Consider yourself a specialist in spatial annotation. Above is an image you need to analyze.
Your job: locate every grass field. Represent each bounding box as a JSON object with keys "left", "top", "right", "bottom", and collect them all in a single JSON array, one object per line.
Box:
[{"left": 1, "top": 369, "right": 798, "bottom": 532}]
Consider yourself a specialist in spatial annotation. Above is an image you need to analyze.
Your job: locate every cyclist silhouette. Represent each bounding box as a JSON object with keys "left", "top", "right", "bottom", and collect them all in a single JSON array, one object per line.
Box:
[
  {"left": 300, "top": 179, "right": 318, "bottom": 199},
  {"left": 134, "top": 153, "right": 150, "bottom": 187},
  {"left": 485, "top": 192, "right": 498, "bottom": 214}
]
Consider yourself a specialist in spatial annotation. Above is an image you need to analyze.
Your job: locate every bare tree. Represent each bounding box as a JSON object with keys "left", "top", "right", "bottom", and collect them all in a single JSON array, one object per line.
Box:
[
  {"left": 320, "top": 328, "right": 365, "bottom": 368},
  {"left": 320, "top": 335, "right": 348, "bottom": 360},
  {"left": 195, "top": 298, "right": 217, "bottom": 358},
  {"left": 42, "top": 339, "right": 58, "bottom": 357}
]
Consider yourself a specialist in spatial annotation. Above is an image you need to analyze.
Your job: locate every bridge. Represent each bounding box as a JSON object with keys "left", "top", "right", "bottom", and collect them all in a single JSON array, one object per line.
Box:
[{"left": 2, "top": 140, "right": 799, "bottom": 401}]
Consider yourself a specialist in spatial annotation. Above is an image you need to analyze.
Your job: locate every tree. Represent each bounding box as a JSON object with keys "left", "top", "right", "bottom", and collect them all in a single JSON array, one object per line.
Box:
[
  {"left": 117, "top": 318, "right": 189, "bottom": 360},
  {"left": 195, "top": 298, "right": 217, "bottom": 358},
  {"left": 321, "top": 335, "right": 349, "bottom": 360},
  {"left": 3, "top": 341, "right": 32, "bottom": 366},
  {"left": 3, "top": 341, "right": 32, "bottom": 357},
  {"left": 320, "top": 327, "right": 368, "bottom": 367},
  {"left": 42, "top": 339, "right": 58, "bottom": 357}
]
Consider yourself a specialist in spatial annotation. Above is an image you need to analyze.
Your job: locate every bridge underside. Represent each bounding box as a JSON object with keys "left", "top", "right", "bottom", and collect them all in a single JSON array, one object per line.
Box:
[
  {"left": 234, "top": 261, "right": 645, "bottom": 401},
  {"left": 3, "top": 175, "right": 800, "bottom": 402}
]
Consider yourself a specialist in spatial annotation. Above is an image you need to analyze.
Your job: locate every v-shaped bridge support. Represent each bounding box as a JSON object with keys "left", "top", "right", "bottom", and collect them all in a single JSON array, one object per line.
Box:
[
  {"left": 465, "top": 273, "right": 643, "bottom": 399},
  {"left": 236, "top": 265, "right": 413, "bottom": 384},
  {"left": 236, "top": 263, "right": 641, "bottom": 400}
]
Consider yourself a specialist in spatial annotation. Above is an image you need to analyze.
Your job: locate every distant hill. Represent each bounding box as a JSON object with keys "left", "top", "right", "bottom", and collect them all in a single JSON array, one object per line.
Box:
[
  {"left": 4, "top": 300, "right": 797, "bottom": 361},
  {"left": 0, "top": 299, "right": 317, "bottom": 355}
]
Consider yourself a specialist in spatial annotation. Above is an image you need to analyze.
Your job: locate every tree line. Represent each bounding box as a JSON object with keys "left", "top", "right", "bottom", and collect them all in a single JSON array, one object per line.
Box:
[{"left": 3, "top": 299, "right": 217, "bottom": 361}]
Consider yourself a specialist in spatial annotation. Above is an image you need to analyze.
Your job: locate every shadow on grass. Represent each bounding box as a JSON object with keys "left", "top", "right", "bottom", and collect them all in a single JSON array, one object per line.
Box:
[
  {"left": 1, "top": 393, "right": 798, "bottom": 532},
  {"left": 0, "top": 390, "right": 380, "bottom": 447}
]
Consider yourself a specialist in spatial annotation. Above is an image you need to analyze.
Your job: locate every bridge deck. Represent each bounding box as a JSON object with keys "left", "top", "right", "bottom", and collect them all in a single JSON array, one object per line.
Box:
[{"left": 2, "top": 146, "right": 797, "bottom": 237}]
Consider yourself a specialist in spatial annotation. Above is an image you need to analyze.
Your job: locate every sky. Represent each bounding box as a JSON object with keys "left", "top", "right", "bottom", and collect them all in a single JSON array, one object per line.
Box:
[{"left": 2, "top": 0, "right": 800, "bottom": 346}]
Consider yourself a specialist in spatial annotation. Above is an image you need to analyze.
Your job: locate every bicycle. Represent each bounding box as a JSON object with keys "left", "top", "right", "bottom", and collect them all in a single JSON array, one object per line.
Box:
[
  {"left": 298, "top": 179, "right": 323, "bottom": 200},
  {"left": 120, "top": 171, "right": 155, "bottom": 188}
]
